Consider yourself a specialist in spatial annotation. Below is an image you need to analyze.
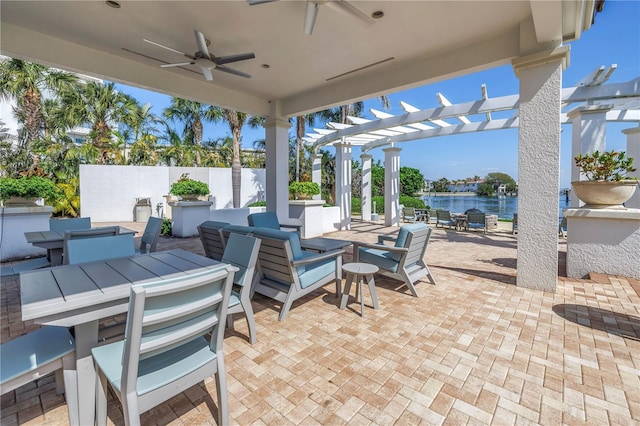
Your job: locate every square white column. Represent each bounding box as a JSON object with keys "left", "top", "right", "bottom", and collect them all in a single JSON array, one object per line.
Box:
[
  {"left": 264, "top": 104, "right": 292, "bottom": 222},
  {"left": 383, "top": 146, "right": 401, "bottom": 227},
  {"left": 623, "top": 126, "right": 640, "bottom": 209},
  {"left": 567, "top": 104, "right": 613, "bottom": 207},
  {"left": 312, "top": 153, "right": 323, "bottom": 201},
  {"left": 334, "top": 142, "right": 352, "bottom": 230},
  {"left": 512, "top": 46, "right": 569, "bottom": 292},
  {"left": 360, "top": 154, "right": 372, "bottom": 221}
]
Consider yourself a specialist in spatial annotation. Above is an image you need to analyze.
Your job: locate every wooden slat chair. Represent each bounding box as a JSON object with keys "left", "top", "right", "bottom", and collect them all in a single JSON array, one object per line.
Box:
[
  {"left": 222, "top": 233, "right": 261, "bottom": 344},
  {"left": 198, "top": 220, "right": 231, "bottom": 261},
  {"left": 402, "top": 207, "right": 418, "bottom": 223},
  {"left": 136, "top": 216, "right": 163, "bottom": 254},
  {"left": 247, "top": 211, "right": 301, "bottom": 233},
  {"left": 354, "top": 223, "right": 436, "bottom": 297},
  {"left": 49, "top": 217, "right": 91, "bottom": 231},
  {"left": 62, "top": 226, "right": 120, "bottom": 265},
  {"left": 251, "top": 227, "right": 344, "bottom": 321},
  {"left": 512, "top": 213, "right": 518, "bottom": 234},
  {"left": 91, "top": 266, "right": 236, "bottom": 426},
  {"left": 466, "top": 212, "right": 487, "bottom": 234},
  {"left": 1, "top": 326, "right": 76, "bottom": 423},
  {"left": 435, "top": 210, "right": 456, "bottom": 229},
  {"left": 65, "top": 234, "right": 135, "bottom": 265}
]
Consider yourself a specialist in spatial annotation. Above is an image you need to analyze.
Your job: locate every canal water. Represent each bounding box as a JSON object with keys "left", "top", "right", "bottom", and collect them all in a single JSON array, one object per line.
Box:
[{"left": 421, "top": 194, "right": 572, "bottom": 220}]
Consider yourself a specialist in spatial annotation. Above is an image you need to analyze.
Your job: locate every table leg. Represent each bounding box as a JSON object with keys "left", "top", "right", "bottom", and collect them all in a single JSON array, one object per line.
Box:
[
  {"left": 366, "top": 274, "right": 379, "bottom": 309},
  {"left": 339, "top": 273, "right": 354, "bottom": 310},
  {"left": 48, "top": 248, "right": 63, "bottom": 266},
  {"left": 359, "top": 275, "right": 365, "bottom": 317},
  {"left": 74, "top": 320, "right": 99, "bottom": 426}
]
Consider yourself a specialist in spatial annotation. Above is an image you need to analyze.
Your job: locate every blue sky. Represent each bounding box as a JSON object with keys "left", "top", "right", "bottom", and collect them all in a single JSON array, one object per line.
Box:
[{"left": 113, "top": 0, "right": 639, "bottom": 190}]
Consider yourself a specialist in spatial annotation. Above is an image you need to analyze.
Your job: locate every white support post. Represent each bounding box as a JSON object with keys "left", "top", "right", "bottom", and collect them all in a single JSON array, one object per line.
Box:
[
  {"left": 567, "top": 104, "right": 613, "bottom": 207},
  {"left": 334, "top": 142, "right": 352, "bottom": 230},
  {"left": 264, "top": 102, "right": 292, "bottom": 222},
  {"left": 512, "top": 45, "right": 570, "bottom": 292},
  {"left": 623, "top": 126, "right": 640, "bottom": 209},
  {"left": 360, "top": 154, "right": 372, "bottom": 221},
  {"left": 312, "top": 153, "right": 323, "bottom": 201},
  {"left": 383, "top": 146, "right": 401, "bottom": 227}
]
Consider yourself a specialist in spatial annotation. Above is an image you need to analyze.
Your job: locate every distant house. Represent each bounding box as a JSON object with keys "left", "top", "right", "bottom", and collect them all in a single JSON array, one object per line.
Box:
[{"left": 447, "top": 179, "right": 485, "bottom": 192}]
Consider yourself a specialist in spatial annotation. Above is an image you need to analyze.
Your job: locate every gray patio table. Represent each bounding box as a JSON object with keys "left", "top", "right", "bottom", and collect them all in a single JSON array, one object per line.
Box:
[
  {"left": 20, "top": 249, "right": 231, "bottom": 426},
  {"left": 300, "top": 236, "right": 352, "bottom": 253},
  {"left": 24, "top": 226, "right": 136, "bottom": 266}
]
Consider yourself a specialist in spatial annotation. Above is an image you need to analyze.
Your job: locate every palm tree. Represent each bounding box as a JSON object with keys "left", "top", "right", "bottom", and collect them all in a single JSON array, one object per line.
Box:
[
  {"left": 59, "top": 81, "right": 138, "bottom": 164},
  {"left": 0, "top": 58, "right": 77, "bottom": 146},
  {"left": 163, "top": 98, "right": 221, "bottom": 146}
]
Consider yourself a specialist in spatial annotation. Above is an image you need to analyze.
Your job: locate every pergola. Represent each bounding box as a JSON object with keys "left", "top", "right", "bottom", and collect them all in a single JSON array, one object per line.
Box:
[
  {"left": 302, "top": 65, "right": 640, "bottom": 229},
  {"left": 0, "top": 0, "right": 615, "bottom": 292}
]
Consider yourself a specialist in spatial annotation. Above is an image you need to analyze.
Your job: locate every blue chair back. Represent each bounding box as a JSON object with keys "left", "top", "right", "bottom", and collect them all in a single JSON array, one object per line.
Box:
[
  {"left": 138, "top": 217, "right": 163, "bottom": 253},
  {"left": 50, "top": 217, "right": 91, "bottom": 232},
  {"left": 66, "top": 234, "right": 135, "bottom": 265},
  {"left": 247, "top": 212, "right": 281, "bottom": 229},
  {"left": 222, "top": 233, "right": 261, "bottom": 287}
]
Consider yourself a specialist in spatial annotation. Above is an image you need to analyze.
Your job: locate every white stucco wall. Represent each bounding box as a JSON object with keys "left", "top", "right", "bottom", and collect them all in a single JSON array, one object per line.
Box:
[
  {"left": 80, "top": 165, "right": 266, "bottom": 222},
  {"left": 0, "top": 206, "right": 52, "bottom": 261}
]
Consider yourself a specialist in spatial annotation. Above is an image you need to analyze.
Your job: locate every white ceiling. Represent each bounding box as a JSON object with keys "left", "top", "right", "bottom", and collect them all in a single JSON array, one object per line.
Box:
[{"left": 0, "top": 1, "right": 592, "bottom": 117}]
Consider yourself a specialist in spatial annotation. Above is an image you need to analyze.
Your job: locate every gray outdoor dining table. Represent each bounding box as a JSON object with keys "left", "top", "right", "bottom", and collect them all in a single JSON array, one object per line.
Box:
[
  {"left": 24, "top": 226, "right": 136, "bottom": 266},
  {"left": 20, "top": 249, "right": 232, "bottom": 426}
]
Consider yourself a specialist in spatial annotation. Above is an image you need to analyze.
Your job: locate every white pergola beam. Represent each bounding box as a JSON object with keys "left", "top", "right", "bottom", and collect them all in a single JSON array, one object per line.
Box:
[
  {"left": 481, "top": 84, "right": 492, "bottom": 121},
  {"left": 437, "top": 93, "right": 471, "bottom": 124}
]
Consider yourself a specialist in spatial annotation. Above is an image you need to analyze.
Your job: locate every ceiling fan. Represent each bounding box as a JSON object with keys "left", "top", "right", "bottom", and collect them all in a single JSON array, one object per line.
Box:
[
  {"left": 247, "top": 0, "right": 375, "bottom": 35},
  {"left": 143, "top": 30, "right": 255, "bottom": 80}
]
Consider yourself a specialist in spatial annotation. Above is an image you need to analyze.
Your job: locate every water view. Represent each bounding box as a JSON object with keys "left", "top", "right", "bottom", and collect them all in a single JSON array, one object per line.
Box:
[{"left": 422, "top": 194, "right": 572, "bottom": 220}]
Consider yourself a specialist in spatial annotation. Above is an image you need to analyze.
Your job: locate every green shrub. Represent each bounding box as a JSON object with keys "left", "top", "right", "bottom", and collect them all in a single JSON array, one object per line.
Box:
[
  {"left": 351, "top": 197, "right": 362, "bottom": 214},
  {"left": 0, "top": 176, "right": 60, "bottom": 203},
  {"left": 400, "top": 196, "right": 426, "bottom": 209},
  {"left": 248, "top": 201, "right": 266, "bottom": 207},
  {"left": 161, "top": 218, "right": 172, "bottom": 236},
  {"left": 289, "top": 181, "right": 320, "bottom": 199},
  {"left": 169, "top": 173, "right": 209, "bottom": 196}
]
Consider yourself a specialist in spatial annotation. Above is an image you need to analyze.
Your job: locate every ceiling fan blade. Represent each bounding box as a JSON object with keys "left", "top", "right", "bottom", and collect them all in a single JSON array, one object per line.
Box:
[
  {"left": 194, "top": 30, "right": 211, "bottom": 60},
  {"left": 201, "top": 67, "right": 214, "bottom": 81},
  {"left": 326, "top": 0, "right": 375, "bottom": 26},
  {"left": 215, "top": 66, "right": 251, "bottom": 79},
  {"left": 214, "top": 52, "right": 256, "bottom": 65},
  {"left": 160, "top": 62, "right": 193, "bottom": 68},
  {"left": 304, "top": 1, "right": 320, "bottom": 35},
  {"left": 247, "top": 0, "right": 279, "bottom": 4},
  {"left": 143, "top": 39, "right": 186, "bottom": 56}
]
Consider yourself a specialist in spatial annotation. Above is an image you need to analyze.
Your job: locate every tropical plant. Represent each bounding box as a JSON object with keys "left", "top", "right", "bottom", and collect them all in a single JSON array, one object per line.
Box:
[
  {"left": 574, "top": 150, "right": 636, "bottom": 181},
  {"left": 289, "top": 181, "right": 320, "bottom": 199},
  {"left": 160, "top": 218, "right": 172, "bottom": 236},
  {"left": 169, "top": 173, "right": 209, "bottom": 196},
  {"left": 163, "top": 98, "right": 221, "bottom": 146},
  {"left": 399, "top": 167, "right": 425, "bottom": 197},
  {"left": 0, "top": 176, "right": 60, "bottom": 203}
]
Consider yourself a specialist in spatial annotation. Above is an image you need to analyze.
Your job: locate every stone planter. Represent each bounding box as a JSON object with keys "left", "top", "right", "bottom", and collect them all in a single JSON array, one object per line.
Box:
[
  {"left": 2, "top": 196, "right": 41, "bottom": 207},
  {"left": 571, "top": 180, "right": 638, "bottom": 209},
  {"left": 178, "top": 194, "right": 202, "bottom": 201}
]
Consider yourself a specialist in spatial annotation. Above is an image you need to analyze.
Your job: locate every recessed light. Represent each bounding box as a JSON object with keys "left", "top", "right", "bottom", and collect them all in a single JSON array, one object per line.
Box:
[
  {"left": 261, "top": 64, "right": 270, "bottom": 69},
  {"left": 106, "top": 1, "right": 121, "bottom": 9},
  {"left": 372, "top": 10, "right": 384, "bottom": 19}
]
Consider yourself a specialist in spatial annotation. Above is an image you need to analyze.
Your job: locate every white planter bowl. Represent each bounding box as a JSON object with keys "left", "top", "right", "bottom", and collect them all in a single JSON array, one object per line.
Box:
[{"left": 571, "top": 180, "right": 638, "bottom": 209}]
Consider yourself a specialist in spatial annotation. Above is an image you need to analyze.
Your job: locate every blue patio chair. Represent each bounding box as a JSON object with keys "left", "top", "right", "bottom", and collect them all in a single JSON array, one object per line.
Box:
[
  {"left": 222, "top": 233, "right": 261, "bottom": 344},
  {"left": 136, "top": 216, "right": 163, "bottom": 254},
  {"left": 401, "top": 207, "right": 418, "bottom": 223},
  {"left": 62, "top": 226, "right": 120, "bottom": 264},
  {"left": 435, "top": 210, "right": 456, "bottom": 229},
  {"left": 198, "top": 220, "right": 231, "bottom": 261},
  {"left": 251, "top": 227, "right": 344, "bottom": 321},
  {"left": 1, "top": 326, "right": 76, "bottom": 422},
  {"left": 466, "top": 211, "right": 487, "bottom": 234},
  {"left": 354, "top": 223, "right": 437, "bottom": 297},
  {"left": 247, "top": 211, "right": 301, "bottom": 233},
  {"left": 65, "top": 234, "right": 135, "bottom": 265},
  {"left": 91, "top": 266, "right": 236, "bottom": 426},
  {"left": 49, "top": 217, "right": 91, "bottom": 232}
]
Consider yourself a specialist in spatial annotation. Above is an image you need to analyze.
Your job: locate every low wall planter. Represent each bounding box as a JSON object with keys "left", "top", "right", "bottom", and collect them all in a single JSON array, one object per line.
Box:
[{"left": 571, "top": 180, "right": 638, "bottom": 209}]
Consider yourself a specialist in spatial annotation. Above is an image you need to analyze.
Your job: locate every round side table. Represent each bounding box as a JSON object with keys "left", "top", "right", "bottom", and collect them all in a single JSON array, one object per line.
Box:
[{"left": 340, "top": 263, "right": 379, "bottom": 317}]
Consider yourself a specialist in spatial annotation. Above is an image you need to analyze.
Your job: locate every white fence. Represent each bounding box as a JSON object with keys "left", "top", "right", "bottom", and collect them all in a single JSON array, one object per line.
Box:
[{"left": 80, "top": 165, "right": 266, "bottom": 222}]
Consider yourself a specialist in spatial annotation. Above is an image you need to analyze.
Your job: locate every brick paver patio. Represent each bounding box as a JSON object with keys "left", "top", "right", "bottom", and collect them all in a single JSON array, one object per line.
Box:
[{"left": 1, "top": 220, "right": 638, "bottom": 425}]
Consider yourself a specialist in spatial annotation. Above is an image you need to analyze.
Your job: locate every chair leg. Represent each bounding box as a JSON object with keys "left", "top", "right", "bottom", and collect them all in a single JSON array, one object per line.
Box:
[
  {"left": 226, "top": 313, "right": 234, "bottom": 330},
  {"left": 239, "top": 300, "right": 257, "bottom": 345},
  {"left": 62, "top": 354, "right": 79, "bottom": 426},
  {"left": 400, "top": 270, "right": 419, "bottom": 297},
  {"left": 55, "top": 369, "right": 65, "bottom": 395},
  {"left": 215, "top": 358, "right": 229, "bottom": 426},
  {"left": 278, "top": 292, "right": 296, "bottom": 321},
  {"left": 95, "top": 370, "right": 108, "bottom": 426}
]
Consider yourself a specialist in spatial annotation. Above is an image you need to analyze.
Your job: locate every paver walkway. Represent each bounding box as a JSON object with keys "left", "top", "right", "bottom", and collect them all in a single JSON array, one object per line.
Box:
[{"left": 1, "top": 220, "right": 638, "bottom": 425}]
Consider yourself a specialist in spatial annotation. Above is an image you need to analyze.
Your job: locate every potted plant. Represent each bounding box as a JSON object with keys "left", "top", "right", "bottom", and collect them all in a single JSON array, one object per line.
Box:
[
  {"left": 289, "top": 181, "right": 320, "bottom": 200},
  {"left": 169, "top": 173, "right": 210, "bottom": 201},
  {"left": 0, "top": 176, "right": 60, "bottom": 206},
  {"left": 572, "top": 150, "right": 638, "bottom": 208}
]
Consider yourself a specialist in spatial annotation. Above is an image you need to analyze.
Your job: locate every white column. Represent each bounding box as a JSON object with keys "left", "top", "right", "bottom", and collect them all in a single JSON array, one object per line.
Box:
[
  {"left": 334, "top": 142, "right": 352, "bottom": 230},
  {"left": 360, "top": 153, "right": 372, "bottom": 221},
  {"left": 512, "top": 46, "right": 570, "bottom": 292},
  {"left": 623, "top": 126, "right": 640, "bottom": 208},
  {"left": 567, "top": 104, "right": 613, "bottom": 207},
  {"left": 312, "top": 153, "right": 323, "bottom": 201},
  {"left": 263, "top": 101, "right": 292, "bottom": 222},
  {"left": 383, "top": 146, "right": 401, "bottom": 227}
]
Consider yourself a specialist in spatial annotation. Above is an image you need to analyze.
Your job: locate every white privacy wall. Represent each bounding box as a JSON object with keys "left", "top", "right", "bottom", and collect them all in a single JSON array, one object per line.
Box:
[{"left": 80, "top": 165, "right": 266, "bottom": 222}]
